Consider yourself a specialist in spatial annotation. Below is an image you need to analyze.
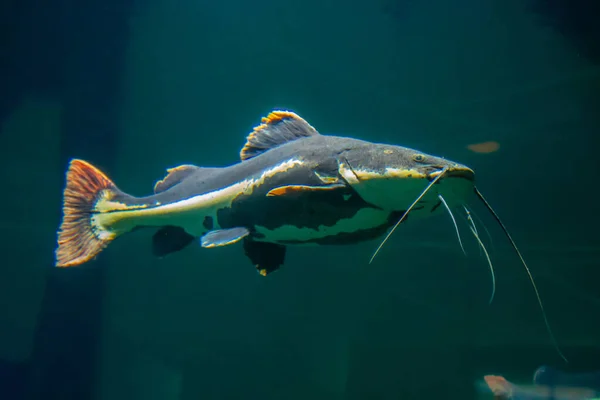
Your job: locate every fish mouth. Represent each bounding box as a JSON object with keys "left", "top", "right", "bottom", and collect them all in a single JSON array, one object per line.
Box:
[{"left": 428, "top": 165, "right": 475, "bottom": 182}]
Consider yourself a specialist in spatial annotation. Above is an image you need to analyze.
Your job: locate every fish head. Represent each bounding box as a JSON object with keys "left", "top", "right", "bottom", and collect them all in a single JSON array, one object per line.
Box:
[{"left": 337, "top": 140, "right": 475, "bottom": 213}]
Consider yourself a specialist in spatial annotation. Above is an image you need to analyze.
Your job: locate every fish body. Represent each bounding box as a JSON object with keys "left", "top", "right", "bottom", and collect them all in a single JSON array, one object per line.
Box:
[{"left": 56, "top": 110, "right": 474, "bottom": 275}]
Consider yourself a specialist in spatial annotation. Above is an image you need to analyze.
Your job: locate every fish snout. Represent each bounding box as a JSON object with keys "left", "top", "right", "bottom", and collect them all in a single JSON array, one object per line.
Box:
[{"left": 428, "top": 163, "right": 475, "bottom": 182}]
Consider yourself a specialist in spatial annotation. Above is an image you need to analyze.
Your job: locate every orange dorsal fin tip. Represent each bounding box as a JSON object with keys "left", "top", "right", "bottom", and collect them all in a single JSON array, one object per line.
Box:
[
  {"left": 262, "top": 110, "right": 302, "bottom": 124},
  {"left": 240, "top": 109, "right": 320, "bottom": 161}
]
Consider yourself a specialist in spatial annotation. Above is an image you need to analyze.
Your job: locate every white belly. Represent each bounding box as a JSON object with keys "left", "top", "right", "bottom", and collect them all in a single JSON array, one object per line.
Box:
[{"left": 253, "top": 207, "right": 391, "bottom": 244}]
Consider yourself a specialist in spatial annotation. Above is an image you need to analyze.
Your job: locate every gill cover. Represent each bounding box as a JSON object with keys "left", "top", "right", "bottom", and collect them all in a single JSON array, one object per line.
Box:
[{"left": 337, "top": 157, "right": 433, "bottom": 211}]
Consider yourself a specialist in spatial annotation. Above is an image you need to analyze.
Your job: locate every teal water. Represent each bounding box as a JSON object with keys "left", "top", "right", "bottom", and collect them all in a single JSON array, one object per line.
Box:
[{"left": 0, "top": 0, "right": 599, "bottom": 399}]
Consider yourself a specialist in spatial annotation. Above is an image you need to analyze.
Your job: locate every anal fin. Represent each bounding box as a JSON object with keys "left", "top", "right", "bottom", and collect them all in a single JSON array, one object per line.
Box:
[
  {"left": 152, "top": 226, "right": 195, "bottom": 257},
  {"left": 266, "top": 183, "right": 345, "bottom": 197},
  {"left": 243, "top": 239, "right": 286, "bottom": 276},
  {"left": 201, "top": 227, "right": 250, "bottom": 248}
]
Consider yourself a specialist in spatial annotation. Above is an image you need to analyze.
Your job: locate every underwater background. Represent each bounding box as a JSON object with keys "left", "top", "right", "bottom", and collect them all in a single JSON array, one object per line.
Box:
[{"left": 0, "top": 0, "right": 599, "bottom": 399}]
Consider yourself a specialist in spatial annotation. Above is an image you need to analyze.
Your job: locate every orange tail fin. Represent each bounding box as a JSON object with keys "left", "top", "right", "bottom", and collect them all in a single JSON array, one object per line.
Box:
[{"left": 55, "top": 159, "right": 120, "bottom": 267}]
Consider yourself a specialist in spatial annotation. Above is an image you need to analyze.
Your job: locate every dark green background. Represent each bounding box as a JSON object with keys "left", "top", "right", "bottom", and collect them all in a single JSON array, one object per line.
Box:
[{"left": 1, "top": 0, "right": 599, "bottom": 399}]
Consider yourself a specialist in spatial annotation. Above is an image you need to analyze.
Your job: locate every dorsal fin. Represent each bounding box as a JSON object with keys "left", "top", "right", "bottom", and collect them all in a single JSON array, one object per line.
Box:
[
  {"left": 154, "top": 165, "right": 200, "bottom": 194},
  {"left": 240, "top": 110, "right": 320, "bottom": 161}
]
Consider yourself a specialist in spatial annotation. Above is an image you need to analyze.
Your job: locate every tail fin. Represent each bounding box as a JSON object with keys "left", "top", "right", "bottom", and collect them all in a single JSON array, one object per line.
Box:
[{"left": 55, "top": 159, "right": 122, "bottom": 267}]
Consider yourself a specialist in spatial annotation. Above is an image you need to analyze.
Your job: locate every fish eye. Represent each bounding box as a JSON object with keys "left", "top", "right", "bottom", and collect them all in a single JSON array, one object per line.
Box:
[{"left": 413, "top": 154, "right": 426, "bottom": 163}]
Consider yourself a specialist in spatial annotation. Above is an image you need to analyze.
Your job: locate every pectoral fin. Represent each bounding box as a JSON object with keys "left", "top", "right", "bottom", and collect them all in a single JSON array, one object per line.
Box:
[
  {"left": 200, "top": 227, "right": 250, "bottom": 248},
  {"left": 243, "top": 239, "right": 286, "bottom": 276},
  {"left": 266, "top": 183, "right": 345, "bottom": 197}
]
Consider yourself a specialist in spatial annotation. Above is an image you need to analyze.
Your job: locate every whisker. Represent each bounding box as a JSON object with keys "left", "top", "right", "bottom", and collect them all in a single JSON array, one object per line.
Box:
[
  {"left": 466, "top": 204, "right": 495, "bottom": 253},
  {"left": 464, "top": 206, "right": 479, "bottom": 236},
  {"left": 438, "top": 195, "right": 466, "bottom": 255},
  {"left": 465, "top": 205, "right": 497, "bottom": 303},
  {"left": 468, "top": 224, "right": 496, "bottom": 304},
  {"left": 464, "top": 206, "right": 482, "bottom": 256},
  {"left": 369, "top": 168, "right": 448, "bottom": 264},
  {"left": 474, "top": 186, "right": 568, "bottom": 363}
]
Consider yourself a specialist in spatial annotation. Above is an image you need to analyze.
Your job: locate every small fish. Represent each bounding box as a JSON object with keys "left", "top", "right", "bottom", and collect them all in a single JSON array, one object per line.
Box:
[
  {"left": 54, "top": 110, "right": 564, "bottom": 360},
  {"left": 482, "top": 372, "right": 600, "bottom": 400},
  {"left": 467, "top": 141, "right": 501, "bottom": 154}
]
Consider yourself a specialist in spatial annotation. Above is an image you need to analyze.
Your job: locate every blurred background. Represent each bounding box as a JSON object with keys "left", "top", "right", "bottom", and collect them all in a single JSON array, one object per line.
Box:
[{"left": 0, "top": 0, "right": 599, "bottom": 399}]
